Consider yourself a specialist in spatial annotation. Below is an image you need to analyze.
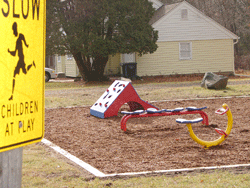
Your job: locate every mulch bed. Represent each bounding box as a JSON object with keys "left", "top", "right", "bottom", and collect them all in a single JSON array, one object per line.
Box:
[{"left": 45, "top": 97, "right": 250, "bottom": 174}]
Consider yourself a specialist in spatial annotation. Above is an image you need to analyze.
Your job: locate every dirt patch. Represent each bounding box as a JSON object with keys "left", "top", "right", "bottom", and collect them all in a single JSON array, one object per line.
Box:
[{"left": 45, "top": 97, "right": 250, "bottom": 174}]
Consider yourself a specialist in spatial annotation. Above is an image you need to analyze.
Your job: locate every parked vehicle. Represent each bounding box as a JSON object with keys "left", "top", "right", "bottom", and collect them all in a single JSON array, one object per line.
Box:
[{"left": 45, "top": 68, "right": 57, "bottom": 82}]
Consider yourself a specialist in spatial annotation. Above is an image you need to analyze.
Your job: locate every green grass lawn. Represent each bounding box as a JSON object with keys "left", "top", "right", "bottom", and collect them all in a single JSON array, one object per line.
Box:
[{"left": 45, "top": 79, "right": 250, "bottom": 108}]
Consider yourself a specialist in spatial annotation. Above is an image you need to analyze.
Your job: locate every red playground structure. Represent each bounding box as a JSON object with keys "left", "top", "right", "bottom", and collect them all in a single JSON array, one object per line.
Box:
[
  {"left": 120, "top": 107, "right": 209, "bottom": 131},
  {"left": 90, "top": 80, "right": 158, "bottom": 118}
]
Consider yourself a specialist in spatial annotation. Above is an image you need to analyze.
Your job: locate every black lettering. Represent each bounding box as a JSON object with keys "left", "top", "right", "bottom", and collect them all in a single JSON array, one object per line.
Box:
[
  {"left": 7, "top": 104, "right": 11, "bottom": 118},
  {"left": 31, "top": 118, "right": 34, "bottom": 130},
  {"left": 11, "top": 122, "right": 13, "bottom": 135},
  {"left": 25, "top": 102, "right": 29, "bottom": 114},
  {"left": 15, "top": 103, "right": 19, "bottom": 116},
  {"left": 5, "top": 122, "right": 13, "bottom": 136},
  {"left": 2, "top": 0, "right": 10, "bottom": 17},
  {"left": 22, "top": 0, "right": 29, "bottom": 19},
  {"left": 5, "top": 123, "right": 10, "bottom": 136},
  {"left": 34, "top": 100, "right": 38, "bottom": 112},
  {"left": 30, "top": 100, "right": 33, "bottom": 113},
  {"left": 20, "top": 102, "right": 23, "bottom": 115},
  {"left": 13, "top": 0, "right": 20, "bottom": 18},
  {"left": 1, "top": 101, "right": 38, "bottom": 119},
  {"left": 32, "top": 0, "right": 39, "bottom": 20},
  {"left": 23, "top": 120, "right": 26, "bottom": 132},
  {"left": 27, "top": 119, "right": 31, "bottom": 131},
  {"left": 12, "top": 104, "right": 14, "bottom": 117},
  {"left": 2, "top": 105, "right": 5, "bottom": 118}
]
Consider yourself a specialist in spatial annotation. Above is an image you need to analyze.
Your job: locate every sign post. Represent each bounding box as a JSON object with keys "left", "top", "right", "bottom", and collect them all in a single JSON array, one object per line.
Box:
[
  {"left": 0, "top": 147, "right": 23, "bottom": 187},
  {"left": 0, "top": 0, "right": 46, "bottom": 187}
]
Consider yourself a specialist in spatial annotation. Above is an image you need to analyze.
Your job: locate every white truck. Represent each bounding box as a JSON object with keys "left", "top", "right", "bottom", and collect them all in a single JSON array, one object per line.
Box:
[{"left": 45, "top": 67, "right": 57, "bottom": 82}]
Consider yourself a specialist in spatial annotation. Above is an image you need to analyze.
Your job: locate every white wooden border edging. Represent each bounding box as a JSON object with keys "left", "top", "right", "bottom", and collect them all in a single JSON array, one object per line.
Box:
[
  {"left": 41, "top": 138, "right": 250, "bottom": 178},
  {"left": 41, "top": 139, "right": 106, "bottom": 177}
]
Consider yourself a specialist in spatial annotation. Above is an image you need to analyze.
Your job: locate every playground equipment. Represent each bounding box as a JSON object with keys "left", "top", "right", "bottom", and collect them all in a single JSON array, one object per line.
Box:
[
  {"left": 121, "top": 103, "right": 233, "bottom": 148},
  {"left": 91, "top": 80, "right": 233, "bottom": 148},
  {"left": 120, "top": 106, "right": 209, "bottom": 131},
  {"left": 176, "top": 103, "right": 233, "bottom": 148},
  {"left": 90, "top": 80, "right": 157, "bottom": 118}
]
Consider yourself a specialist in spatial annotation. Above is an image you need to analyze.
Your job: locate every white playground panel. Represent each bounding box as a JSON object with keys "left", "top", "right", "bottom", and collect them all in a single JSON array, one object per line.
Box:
[{"left": 90, "top": 80, "right": 129, "bottom": 118}]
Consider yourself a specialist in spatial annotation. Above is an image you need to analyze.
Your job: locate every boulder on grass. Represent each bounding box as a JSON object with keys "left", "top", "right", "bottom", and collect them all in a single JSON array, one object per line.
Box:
[{"left": 201, "top": 72, "right": 228, "bottom": 89}]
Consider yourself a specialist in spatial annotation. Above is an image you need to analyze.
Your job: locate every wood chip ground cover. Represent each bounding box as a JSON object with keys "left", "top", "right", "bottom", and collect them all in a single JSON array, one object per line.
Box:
[{"left": 45, "top": 97, "right": 250, "bottom": 174}]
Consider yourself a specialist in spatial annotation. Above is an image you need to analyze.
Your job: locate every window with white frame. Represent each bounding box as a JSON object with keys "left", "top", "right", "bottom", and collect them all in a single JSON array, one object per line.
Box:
[{"left": 179, "top": 42, "right": 192, "bottom": 60}]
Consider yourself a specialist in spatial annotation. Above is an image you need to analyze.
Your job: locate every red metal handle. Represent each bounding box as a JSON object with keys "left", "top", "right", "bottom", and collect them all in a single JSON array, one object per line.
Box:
[
  {"left": 215, "top": 106, "right": 229, "bottom": 115},
  {"left": 215, "top": 128, "right": 228, "bottom": 138}
]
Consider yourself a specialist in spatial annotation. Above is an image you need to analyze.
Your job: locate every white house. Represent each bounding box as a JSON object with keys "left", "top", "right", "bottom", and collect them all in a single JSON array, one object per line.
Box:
[
  {"left": 54, "top": 0, "right": 239, "bottom": 77},
  {"left": 134, "top": 1, "right": 239, "bottom": 77}
]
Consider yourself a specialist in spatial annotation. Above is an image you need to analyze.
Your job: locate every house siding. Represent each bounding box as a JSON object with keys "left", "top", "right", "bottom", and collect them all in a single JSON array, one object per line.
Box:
[
  {"left": 104, "top": 54, "right": 121, "bottom": 76},
  {"left": 55, "top": 55, "right": 66, "bottom": 73},
  {"left": 153, "top": 3, "right": 238, "bottom": 42},
  {"left": 136, "top": 39, "right": 234, "bottom": 77},
  {"left": 65, "top": 56, "right": 79, "bottom": 77}
]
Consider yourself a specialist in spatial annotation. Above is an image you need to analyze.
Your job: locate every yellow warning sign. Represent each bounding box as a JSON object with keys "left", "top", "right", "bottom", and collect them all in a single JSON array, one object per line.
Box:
[{"left": 0, "top": 0, "right": 45, "bottom": 152}]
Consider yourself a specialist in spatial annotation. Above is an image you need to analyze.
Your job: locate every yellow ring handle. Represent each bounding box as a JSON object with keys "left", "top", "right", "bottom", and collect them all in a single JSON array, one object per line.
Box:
[{"left": 187, "top": 103, "right": 233, "bottom": 148}]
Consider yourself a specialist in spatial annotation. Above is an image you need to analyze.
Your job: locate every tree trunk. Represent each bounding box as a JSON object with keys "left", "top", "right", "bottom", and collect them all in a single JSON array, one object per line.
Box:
[
  {"left": 73, "top": 52, "right": 109, "bottom": 81},
  {"left": 91, "top": 56, "right": 109, "bottom": 81},
  {"left": 73, "top": 52, "right": 91, "bottom": 81}
]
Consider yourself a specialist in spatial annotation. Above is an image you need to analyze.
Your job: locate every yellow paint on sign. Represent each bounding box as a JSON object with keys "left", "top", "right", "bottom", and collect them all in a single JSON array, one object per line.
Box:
[{"left": 0, "top": 0, "right": 45, "bottom": 152}]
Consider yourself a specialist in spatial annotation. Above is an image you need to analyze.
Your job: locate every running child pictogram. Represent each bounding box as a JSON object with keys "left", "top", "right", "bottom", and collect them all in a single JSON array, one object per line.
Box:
[{"left": 8, "top": 22, "right": 36, "bottom": 100}]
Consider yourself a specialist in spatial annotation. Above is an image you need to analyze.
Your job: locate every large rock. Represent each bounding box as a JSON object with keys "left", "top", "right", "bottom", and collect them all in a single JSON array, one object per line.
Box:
[{"left": 201, "top": 72, "right": 228, "bottom": 89}]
